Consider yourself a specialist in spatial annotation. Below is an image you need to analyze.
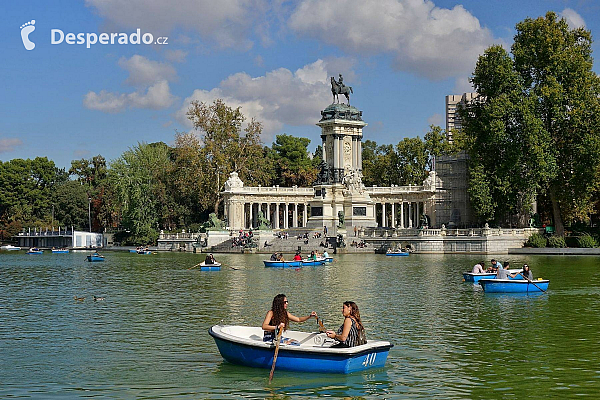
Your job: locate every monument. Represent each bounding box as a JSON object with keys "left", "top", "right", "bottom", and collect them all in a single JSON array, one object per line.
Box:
[{"left": 307, "top": 77, "right": 378, "bottom": 232}]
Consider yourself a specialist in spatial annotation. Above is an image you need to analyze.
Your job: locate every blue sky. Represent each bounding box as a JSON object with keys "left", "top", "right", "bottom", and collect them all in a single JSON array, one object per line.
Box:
[{"left": 1, "top": 0, "right": 599, "bottom": 169}]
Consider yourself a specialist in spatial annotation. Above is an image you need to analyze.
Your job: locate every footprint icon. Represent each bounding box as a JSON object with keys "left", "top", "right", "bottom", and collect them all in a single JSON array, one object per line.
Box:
[{"left": 20, "top": 20, "right": 36, "bottom": 50}]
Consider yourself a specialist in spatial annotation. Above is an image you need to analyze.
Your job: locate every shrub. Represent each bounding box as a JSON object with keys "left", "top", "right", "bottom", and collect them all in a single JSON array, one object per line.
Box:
[
  {"left": 577, "top": 234, "right": 597, "bottom": 248},
  {"left": 526, "top": 233, "right": 547, "bottom": 248},
  {"left": 547, "top": 235, "right": 567, "bottom": 248}
]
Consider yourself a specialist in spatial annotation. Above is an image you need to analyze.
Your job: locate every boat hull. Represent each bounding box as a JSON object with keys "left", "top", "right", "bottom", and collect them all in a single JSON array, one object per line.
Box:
[
  {"left": 27, "top": 251, "right": 43, "bottom": 254},
  {"left": 386, "top": 252, "right": 409, "bottom": 256},
  {"left": 1, "top": 245, "right": 21, "bottom": 251},
  {"left": 479, "top": 279, "right": 549, "bottom": 293},
  {"left": 200, "top": 262, "right": 221, "bottom": 271},
  {"left": 301, "top": 259, "right": 325, "bottom": 266},
  {"left": 209, "top": 325, "right": 392, "bottom": 374},
  {"left": 51, "top": 249, "right": 69, "bottom": 254},
  {"left": 263, "top": 260, "right": 302, "bottom": 268},
  {"left": 87, "top": 255, "right": 105, "bottom": 262}
]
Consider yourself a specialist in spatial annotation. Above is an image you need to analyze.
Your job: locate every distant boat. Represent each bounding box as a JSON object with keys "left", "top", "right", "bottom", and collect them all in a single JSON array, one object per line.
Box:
[
  {"left": 200, "top": 262, "right": 221, "bottom": 271},
  {"left": 386, "top": 249, "right": 409, "bottom": 256},
  {"left": 26, "top": 248, "right": 43, "bottom": 254},
  {"left": 87, "top": 253, "right": 105, "bottom": 262},
  {"left": 1, "top": 245, "right": 21, "bottom": 251},
  {"left": 479, "top": 278, "right": 549, "bottom": 293},
  {"left": 51, "top": 248, "right": 69, "bottom": 254},
  {"left": 264, "top": 260, "right": 302, "bottom": 268},
  {"left": 137, "top": 250, "right": 152, "bottom": 255},
  {"left": 209, "top": 325, "right": 393, "bottom": 374},
  {"left": 129, "top": 249, "right": 138, "bottom": 253}
]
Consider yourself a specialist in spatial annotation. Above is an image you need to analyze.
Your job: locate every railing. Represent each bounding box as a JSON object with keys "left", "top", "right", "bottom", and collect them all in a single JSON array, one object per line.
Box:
[
  {"left": 366, "top": 185, "right": 425, "bottom": 194},
  {"left": 18, "top": 229, "right": 74, "bottom": 236},
  {"left": 362, "top": 227, "right": 540, "bottom": 238},
  {"left": 227, "top": 186, "right": 314, "bottom": 194},
  {"left": 158, "top": 232, "right": 201, "bottom": 240}
]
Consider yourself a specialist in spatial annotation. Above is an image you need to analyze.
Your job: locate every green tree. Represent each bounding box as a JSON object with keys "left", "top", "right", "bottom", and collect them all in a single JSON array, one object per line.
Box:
[
  {"left": 186, "top": 99, "right": 273, "bottom": 215},
  {"left": 462, "top": 12, "right": 600, "bottom": 232},
  {"left": 271, "top": 134, "right": 319, "bottom": 186},
  {"left": 51, "top": 180, "right": 89, "bottom": 229}
]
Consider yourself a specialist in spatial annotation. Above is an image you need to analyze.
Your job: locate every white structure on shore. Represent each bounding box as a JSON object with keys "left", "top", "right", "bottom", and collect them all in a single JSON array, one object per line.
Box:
[{"left": 223, "top": 103, "right": 438, "bottom": 232}]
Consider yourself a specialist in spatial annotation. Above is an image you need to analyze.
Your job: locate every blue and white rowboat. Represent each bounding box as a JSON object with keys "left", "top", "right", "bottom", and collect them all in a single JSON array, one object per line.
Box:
[
  {"left": 87, "top": 254, "right": 105, "bottom": 262},
  {"left": 52, "top": 249, "right": 69, "bottom": 254},
  {"left": 209, "top": 325, "right": 393, "bottom": 374},
  {"left": 263, "top": 260, "right": 302, "bottom": 268},
  {"left": 386, "top": 251, "right": 409, "bottom": 256},
  {"left": 463, "top": 269, "right": 524, "bottom": 283},
  {"left": 200, "top": 262, "right": 221, "bottom": 271},
  {"left": 26, "top": 248, "right": 43, "bottom": 254},
  {"left": 479, "top": 278, "right": 549, "bottom": 293},
  {"left": 301, "top": 259, "right": 325, "bottom": 266}
]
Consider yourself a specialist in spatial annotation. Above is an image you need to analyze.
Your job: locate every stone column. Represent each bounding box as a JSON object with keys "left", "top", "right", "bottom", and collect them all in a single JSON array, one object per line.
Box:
[
  {"left": 303, "top": 203, "right": 308, "bottom": 227},
  {"left": 351, "top": 137, "right": 357, "bottom": 171},
  {"left": 381, "top": 203, "right": 386, "bottom": 227},
  {"left": 267, "top": 203, "right": 271, "bottom": 226},
  {"left": 248, "top": 203, "right": 253, "bottom": 229},
  {"left": 322, "top": 135, "right": 327, "bottom": 165},
  {"left": 358, "top": 138, "right": 362, "bottom": 171},
  {"left": 284, "top": 203, "right": 289, "bottom": 229},
  {"left": 333, "top": 135, "right": 339, "bottom": 181},
  {"left": 400, "top": 202, "right": 404, "bottom": 228},
  {"left": 275, "top": 203, "right": 280, "bottom": 229},
  {"left": 293, "top": 203, "right": 298, "bottom": 227},
  {"left": 391, "top": 203, "right": 396, "bottom": 228},
  {"left": 408, "top": 202, "right": 413, "bottom": 228}
]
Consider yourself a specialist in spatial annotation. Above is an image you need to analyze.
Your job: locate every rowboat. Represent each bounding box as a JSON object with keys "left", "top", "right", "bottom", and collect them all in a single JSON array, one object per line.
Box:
[
  {"left": 87, "top": 254, "right": 105, "bottom": 262},
  {"left": 51, "top": 248, "right": 69, "bottom": 254},
  {"left": 386, "top": 250, "right": 409, "bottom": 256},
  {"left": 129, "top": 249, "right": 138, "bottom": 253},
  {"left": 1, "top": 245, "right": 21, "bottom": 251},
  {"left": 200, "top": 262, "right": 221, "bottom": 271},
  {"left": 317, "top": 256, "right": 333, "bottom": 263},
  {"left": 463, "top": 269, "right": 524, "bottom": 283},
  {"left": 209, "top": 325, "right": 393, "bottom": 374},
  {"left": 26, "top": 248, "right": 43, "bottom": 254},
  {"left": 137, "top": 250, "right": 152, "bottom": 255},
  {"left": 479, "top": 278, "right": 549, "bottom": 293},
  {"left": 263, "top": 260, "right": 302, "bottom": 268},
  {"left": 301, "top": 259, "right": 325, "bottom": 266}
]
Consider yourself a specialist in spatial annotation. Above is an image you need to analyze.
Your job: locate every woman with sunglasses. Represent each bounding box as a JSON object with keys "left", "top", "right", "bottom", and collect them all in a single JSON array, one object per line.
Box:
[
  {"left": 326, "top": 301, "right": 367, "bottom": 347},
  {"left": 262, "top": 294, "right": 317, "bottom": 341}
]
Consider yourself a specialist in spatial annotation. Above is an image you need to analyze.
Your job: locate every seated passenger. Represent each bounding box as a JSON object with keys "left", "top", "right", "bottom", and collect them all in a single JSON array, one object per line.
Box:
[
  {"left": 262, "top": 294, "right": 317, "bottom": 342},
  {"left": 293, "top": 252, "right": 302, "bottom": 261},
  {"left": 472, "top": 262, "right": 485, "bottom": 274},
  {"left": 326, "top": 301, "right": 367, "bottom": 348},
  {"left": 270, "top": 252, "right": 278, "bottom": 261},
  {"left": 511, "top": 264, "right": 533, "bottom": 280}
]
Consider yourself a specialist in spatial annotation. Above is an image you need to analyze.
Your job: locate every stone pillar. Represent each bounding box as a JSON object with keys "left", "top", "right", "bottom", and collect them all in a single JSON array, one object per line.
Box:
[
  {"left": 381, "top": 203, "right": 386, "bottom": 227},
  {"left": 352, "top": 137, "right": 357, "bottom": 171},
  {"left": 391, "top": 203, "right": 396, "bottom": 228},
  {"left": 358, "top": 138, "right": 363, "bottom": 171},
  {"left": 333, "top": 135, "right": 339, "bottom": 181},
  {"left": 293, "top": 203, "right": 298, "bottom": 227},
  {"left": 322, "top": 135, "right": 327, "bottom": 165},
  {"left": 408, "top": 202, "right": 413, "bottom": 228},
  {"left": 303, "top": 203, "right": 308, "bottom": 227},
  {"left": 400, "top": 202, "right": 404, "bottom": 228},
  {"left": 275, "top": 203, "right": 280, "bottom": 229},
  {"left": 284, "top": 203, "right": 289, "bottom": 229}
]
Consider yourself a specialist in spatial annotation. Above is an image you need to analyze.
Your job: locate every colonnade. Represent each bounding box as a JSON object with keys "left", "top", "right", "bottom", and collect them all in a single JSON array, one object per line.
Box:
[
  {"left": 376, "top": 201, "right": 424, "bottom": 229},
  {"left": 244, "top": 202, "right": 309, "bottom": 229}
]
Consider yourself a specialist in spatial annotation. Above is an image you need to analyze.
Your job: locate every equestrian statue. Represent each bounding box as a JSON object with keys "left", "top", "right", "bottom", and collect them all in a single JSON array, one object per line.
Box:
[{"left": 331, "top": 74, "right": 353, "bottom": 105}]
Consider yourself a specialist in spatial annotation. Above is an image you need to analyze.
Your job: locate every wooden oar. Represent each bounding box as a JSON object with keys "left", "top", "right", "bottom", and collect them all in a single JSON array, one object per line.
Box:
[
  {"left": 268, "top": 327, "right": 283, "bottom": 383},
  {"left": 187, "top": 262, "right": 202, "bottom": 270},
  {"left": 519, "top": 273, "right": 546, "bottom": 293}
]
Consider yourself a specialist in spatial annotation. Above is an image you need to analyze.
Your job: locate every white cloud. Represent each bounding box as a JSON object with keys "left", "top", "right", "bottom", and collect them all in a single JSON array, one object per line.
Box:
[
  {"left": 453, "top": 76, "right": 474, "bottom": 94},
  {"left": 560, "top": 8, "right": 585, "bottom": 29},
  {"left": 289, "top": 0, "right": 497, "bottom": 80},
  {"left": 84, "top": 81, "right": 176, "bottom": 113},
  {"left": 176, "top": 59, "right": 351, "bottom": 139},
  {"left": 84, "top": 55, "right": 177, "bottom": 113},
  {"left": 0, "top": 138, "right": 23, "bottom": 153},
  {"left": 164, "top": 49, "right": 188, "bottom": 63},
  {"left": 119, "top": 55, "right": 177, "bottom": 87},
  {"left": 85, "top": 0, "right": 263, "bottom": 49}
]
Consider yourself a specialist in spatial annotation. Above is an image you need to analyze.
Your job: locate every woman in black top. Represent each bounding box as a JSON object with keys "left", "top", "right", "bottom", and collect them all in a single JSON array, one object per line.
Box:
[{"left": 262, "top": 294, "right": 317, "bottom": 341}]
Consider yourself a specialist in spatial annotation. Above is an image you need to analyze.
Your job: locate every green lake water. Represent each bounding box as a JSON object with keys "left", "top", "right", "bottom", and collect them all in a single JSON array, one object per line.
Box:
[{"left": 1, "top": 251, "right": 599, "bottom": 399}]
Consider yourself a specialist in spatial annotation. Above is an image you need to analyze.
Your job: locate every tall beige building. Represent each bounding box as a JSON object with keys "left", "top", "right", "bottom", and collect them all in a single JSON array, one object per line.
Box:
[{"left": 445, "top": 92, "right": 478, "bottom": 142}]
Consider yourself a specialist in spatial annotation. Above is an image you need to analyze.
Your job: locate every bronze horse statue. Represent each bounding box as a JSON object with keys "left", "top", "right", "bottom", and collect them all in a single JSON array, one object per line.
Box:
[{"left": 331, "top": 76, "right": 353, "bottom": 105}]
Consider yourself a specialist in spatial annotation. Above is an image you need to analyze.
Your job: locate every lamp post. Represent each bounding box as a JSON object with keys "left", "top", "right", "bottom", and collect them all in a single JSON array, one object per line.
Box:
[{"left": 88, "top": 198, "right": 92, "bottom": 233}]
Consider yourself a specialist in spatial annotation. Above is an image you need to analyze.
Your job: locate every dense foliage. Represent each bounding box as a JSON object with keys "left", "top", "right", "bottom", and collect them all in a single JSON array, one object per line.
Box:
[{"left": 460, "top": 12, "right": 600, "bottom": 233}]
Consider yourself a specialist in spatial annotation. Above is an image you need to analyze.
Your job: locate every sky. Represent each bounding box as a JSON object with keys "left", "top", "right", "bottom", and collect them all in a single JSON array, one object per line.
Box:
[{"left": 1, "top": 0, "right": 599, "bottom": 169}]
